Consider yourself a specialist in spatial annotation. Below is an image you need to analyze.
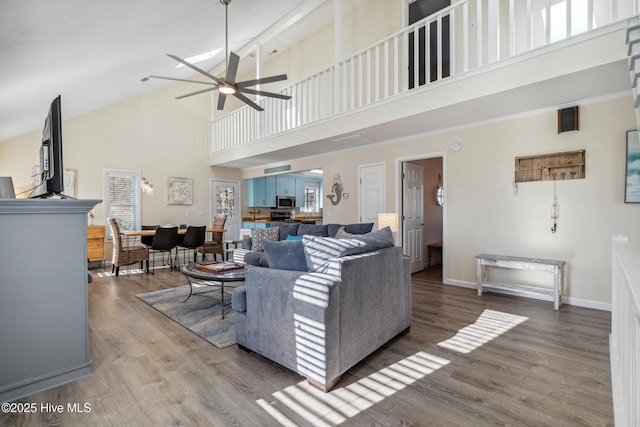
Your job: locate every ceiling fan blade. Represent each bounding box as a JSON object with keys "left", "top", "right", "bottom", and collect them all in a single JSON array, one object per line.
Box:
[
  {"left": 166, "top": 54, "right": 224, "bottom": 84},
  {"left": 217, "top": 93, "right": 227, "bottom": 110},
  {"left": 148, "top": 75, "right": 216, "bottom": 86},
  {"left": 175, "top": 86, "right": 219, "bottom": 100},
  {"left": 239, "top": 88, "right": 292, "bottom": 100},
  {"left": 234, "top": 92, "right": 264, "bottom": 111},
  {"left": 236, "top": 74, "right": 288, "bottom": 88},
  {"left": 226, "top": 52, "right": 240, "bottom": 84}
]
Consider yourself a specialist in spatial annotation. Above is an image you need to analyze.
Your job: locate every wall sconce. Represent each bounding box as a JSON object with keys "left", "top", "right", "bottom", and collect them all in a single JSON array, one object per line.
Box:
[
  {"left": 436, "top": 173, "right": 444, "bottom": 206},
  {"left": 141, "top": 177, "right": 154, "bottom": 195}
]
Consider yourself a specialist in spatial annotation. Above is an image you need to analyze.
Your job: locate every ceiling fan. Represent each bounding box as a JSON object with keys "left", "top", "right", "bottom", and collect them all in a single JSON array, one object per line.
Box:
[{"left": 146, "top": 0, "right": 291, "bottom": 112}]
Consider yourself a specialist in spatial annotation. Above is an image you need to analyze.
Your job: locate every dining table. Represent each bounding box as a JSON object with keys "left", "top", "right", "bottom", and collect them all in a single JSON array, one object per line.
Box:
[
  {"left": 120, "top": 227, "right": 227, "bottom": 270},
  {"left": 120, "top": 228, "right": 226, "bottom": 238}
]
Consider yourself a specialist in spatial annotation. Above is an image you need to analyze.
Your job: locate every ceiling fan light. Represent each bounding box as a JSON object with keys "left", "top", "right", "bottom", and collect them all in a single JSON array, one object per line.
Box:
[{"left": 219, "top": 84, "right": 236, "bottom": 95}]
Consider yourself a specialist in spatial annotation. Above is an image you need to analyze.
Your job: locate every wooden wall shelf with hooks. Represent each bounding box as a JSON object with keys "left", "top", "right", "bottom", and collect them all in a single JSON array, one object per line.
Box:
[{"left": 514, "top": 150, "right": 585, "bottom": 182}]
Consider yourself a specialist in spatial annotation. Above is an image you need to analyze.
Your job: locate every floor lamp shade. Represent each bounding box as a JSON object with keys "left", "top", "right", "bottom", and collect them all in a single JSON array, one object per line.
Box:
[
  {"left": 378, "top": 213, "right": 398, "bottom": 232},
  {"left": 0, "top": 177, "right": 16, "bottom": 198}
]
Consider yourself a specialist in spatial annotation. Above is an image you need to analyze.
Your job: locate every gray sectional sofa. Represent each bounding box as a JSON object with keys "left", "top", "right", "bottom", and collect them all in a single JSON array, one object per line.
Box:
[{"left": 231, "top": 225, "right": 412, "bottom": 391}]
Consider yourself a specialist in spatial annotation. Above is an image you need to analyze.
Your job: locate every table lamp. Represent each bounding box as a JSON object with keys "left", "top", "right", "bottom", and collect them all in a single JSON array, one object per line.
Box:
[{"left": 378, "top": 212, "right": 398, "bottom": 244}]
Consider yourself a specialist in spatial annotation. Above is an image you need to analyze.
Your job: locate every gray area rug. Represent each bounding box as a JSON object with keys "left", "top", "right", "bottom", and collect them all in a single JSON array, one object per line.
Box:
[{"left": 136, "top": 285, "right": 236, "bottom": 349}]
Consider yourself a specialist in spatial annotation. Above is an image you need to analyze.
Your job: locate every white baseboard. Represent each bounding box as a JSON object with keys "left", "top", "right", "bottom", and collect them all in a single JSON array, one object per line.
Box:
[{"left": 442, "top": 278, "right": 611, "bottom": 312}]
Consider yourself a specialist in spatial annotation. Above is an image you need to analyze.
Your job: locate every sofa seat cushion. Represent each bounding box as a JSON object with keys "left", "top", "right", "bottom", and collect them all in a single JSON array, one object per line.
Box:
[
  {"left": 263, "top": 240, "right": 308, "bottom": 271},
  {"left": 251, "top": 227, "right": 279, "bottom": 251},
  {"left": 303, "top": 226, "right": 395, "bottom": 272}
]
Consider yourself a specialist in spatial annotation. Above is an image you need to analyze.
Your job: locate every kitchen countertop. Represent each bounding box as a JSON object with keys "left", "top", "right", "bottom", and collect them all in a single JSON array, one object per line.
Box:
[{"left": 242, "top": 217, "right": 323, "bottom": 223}]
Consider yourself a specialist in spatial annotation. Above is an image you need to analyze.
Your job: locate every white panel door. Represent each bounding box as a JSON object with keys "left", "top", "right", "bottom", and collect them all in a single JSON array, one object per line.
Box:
[
  {"left": 403, "top": 162, "right": 424, "bottom": 273},
  {"left": 211, "top": 179, "right": 240, "bottom": 240},
  {"left": 358, "top": 163, "right": 385, "bottom": 229}
]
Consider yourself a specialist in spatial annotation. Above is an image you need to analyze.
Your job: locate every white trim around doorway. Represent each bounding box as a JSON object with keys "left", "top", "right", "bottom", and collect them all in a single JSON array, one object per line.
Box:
[{"left": 395, "top": 151, "right": 449, "bottom": 284}]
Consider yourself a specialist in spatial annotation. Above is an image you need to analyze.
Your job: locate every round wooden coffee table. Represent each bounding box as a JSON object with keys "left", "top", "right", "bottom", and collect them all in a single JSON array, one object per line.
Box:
[{"left": 180, "top": 262, "right": 246, "bottom": 318}]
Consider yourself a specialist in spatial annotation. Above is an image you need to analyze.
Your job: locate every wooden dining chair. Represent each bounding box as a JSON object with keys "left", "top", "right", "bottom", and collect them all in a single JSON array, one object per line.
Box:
[
  {"left": 107, "top": 217, "right": 149, "bottom": 277},
  {"left": 196, "top": 216, "right": 227, "bottom": 261}
]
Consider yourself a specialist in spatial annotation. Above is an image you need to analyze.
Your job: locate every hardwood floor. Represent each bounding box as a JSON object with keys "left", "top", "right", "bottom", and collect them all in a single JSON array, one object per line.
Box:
[{"left": 1, "top": 264, "right": 613, "bottom": 426}]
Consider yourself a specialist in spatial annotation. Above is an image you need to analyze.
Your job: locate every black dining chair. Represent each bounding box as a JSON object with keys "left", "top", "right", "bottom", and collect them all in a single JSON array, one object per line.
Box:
[
  {"left": 149, "top": 227, "right": 179, "bottom": 273},
  {"left": 176, "top": 225, "right": 206, "bottom": 267},
  {"left": 176, "top": 223, "right": 188, "bottom": 246},
  {"left": 140, "top": 225, "right": 160, "bottom": 248}
]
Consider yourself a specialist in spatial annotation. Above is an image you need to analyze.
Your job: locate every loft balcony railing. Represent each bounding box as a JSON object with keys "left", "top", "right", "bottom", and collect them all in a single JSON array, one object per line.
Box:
[{"left": 212, "top": 0, "right": 640, "bottom": 152}]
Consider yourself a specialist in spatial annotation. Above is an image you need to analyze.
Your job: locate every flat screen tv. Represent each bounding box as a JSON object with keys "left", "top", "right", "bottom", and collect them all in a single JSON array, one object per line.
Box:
[{"left": 32, "top": 95, "right": 65, "bottom": 198}]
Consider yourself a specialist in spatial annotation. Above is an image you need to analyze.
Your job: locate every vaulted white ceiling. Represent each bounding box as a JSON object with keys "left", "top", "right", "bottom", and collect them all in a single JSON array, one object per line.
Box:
[{"left": 0, "top": 0, "right": 321, "bottom": 143}]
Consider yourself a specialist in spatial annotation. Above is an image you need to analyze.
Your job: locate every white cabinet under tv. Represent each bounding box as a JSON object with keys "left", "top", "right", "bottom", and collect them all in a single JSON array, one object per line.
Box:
[{"left": 0, "top": 198, "right": 100, "bottom": 403}]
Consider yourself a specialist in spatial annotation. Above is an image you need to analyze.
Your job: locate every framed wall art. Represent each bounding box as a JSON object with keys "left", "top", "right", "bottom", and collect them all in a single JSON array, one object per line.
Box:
[
  {"left": 625, "top": 130, "right": 640, "bottom": 203},
  {"left": 167, "top": 177, "right": 193, "bottom": 205}
]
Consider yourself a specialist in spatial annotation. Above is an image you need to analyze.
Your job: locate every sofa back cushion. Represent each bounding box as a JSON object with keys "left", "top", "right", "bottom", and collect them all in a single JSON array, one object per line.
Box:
[
  {"left": 277, "top": 222, "right": 300, "bottom": 240},
  {"left": 302, "top": 227, "right": 394, "bottom": 272},
  {"left": 262, "top": 240, "right": 308, "bottom": 271},
  {"left": 297, "top": 223, "right": 329, "bottom": 237}
]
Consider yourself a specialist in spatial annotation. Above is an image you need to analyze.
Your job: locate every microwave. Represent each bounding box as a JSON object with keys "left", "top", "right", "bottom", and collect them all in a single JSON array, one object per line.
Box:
[{"left": 276, "top": 195, "right": 296, "bottom": 208}]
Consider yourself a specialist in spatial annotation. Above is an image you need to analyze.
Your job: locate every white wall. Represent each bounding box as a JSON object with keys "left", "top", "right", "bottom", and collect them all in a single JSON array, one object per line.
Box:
[
  {"left": 244, "top": 95, "right": 639, "bottom": 307},
  {"left": 1, "top": 74, "right": 634, "bottom": 308},
  {"left": 0, "top": 83, "right": 241, "bottom": 228}
]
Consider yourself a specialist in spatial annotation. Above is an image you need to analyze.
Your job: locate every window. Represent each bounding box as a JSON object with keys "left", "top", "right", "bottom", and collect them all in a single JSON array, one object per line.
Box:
[
  {"left": 301, "top": 181, "right": 320, "bottom": 213},
  {"left": 104, "top": 169, "right": 140, "bottom": 238}
]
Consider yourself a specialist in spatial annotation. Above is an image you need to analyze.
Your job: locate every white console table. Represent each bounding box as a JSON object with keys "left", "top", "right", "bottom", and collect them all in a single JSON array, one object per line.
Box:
[{"left": 476, "top": 254, "right": 566, "bottom": 310}]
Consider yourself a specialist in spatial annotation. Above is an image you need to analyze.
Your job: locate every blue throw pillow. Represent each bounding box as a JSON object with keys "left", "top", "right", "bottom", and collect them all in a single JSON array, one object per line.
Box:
[
  {"left": 263, "top": 240, "right": 308, "bottom": 271},
  {"left": 286, "top": 235, "right": 303, "bottom": 241},
  {"left": 278, "top": 222, "right": 300, "bottom": 240}
]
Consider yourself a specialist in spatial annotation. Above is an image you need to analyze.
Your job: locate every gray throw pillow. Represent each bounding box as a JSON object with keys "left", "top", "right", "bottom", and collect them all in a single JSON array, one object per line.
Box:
[
  {"left": 340, "top": 226, "right": 394, "bottom": 256},
  {"left": 251, "top": 227, "right": 279, "bottom": 251},
  {"left": 335, "top": 226, "right": 355, "bottom": 239},
  {"left": 328, "top": 222, "right": 374, "bottom": 237},
  {"left": 263, "top": 240, "right": 308, "bottom": 271},
  {"left": 302, "top": 226, "right": 395, "bottom": 272}
]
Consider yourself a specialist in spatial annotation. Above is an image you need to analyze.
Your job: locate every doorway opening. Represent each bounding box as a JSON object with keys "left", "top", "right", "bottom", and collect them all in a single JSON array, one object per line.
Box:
[{"left": 400, "top": 155, "right": 444, "bottom": 279}]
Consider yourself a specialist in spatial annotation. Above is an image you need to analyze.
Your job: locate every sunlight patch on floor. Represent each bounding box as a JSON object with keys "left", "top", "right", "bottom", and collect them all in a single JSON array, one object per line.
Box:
[
  {"left": 94, "top": 265, "right": 169, "bottom": 277},
  {"left": 437, "top": 309, "right": 528, "bottom": 354},
  {"left": 257, "top": 351, "right": 449, "bottom": 425}
]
